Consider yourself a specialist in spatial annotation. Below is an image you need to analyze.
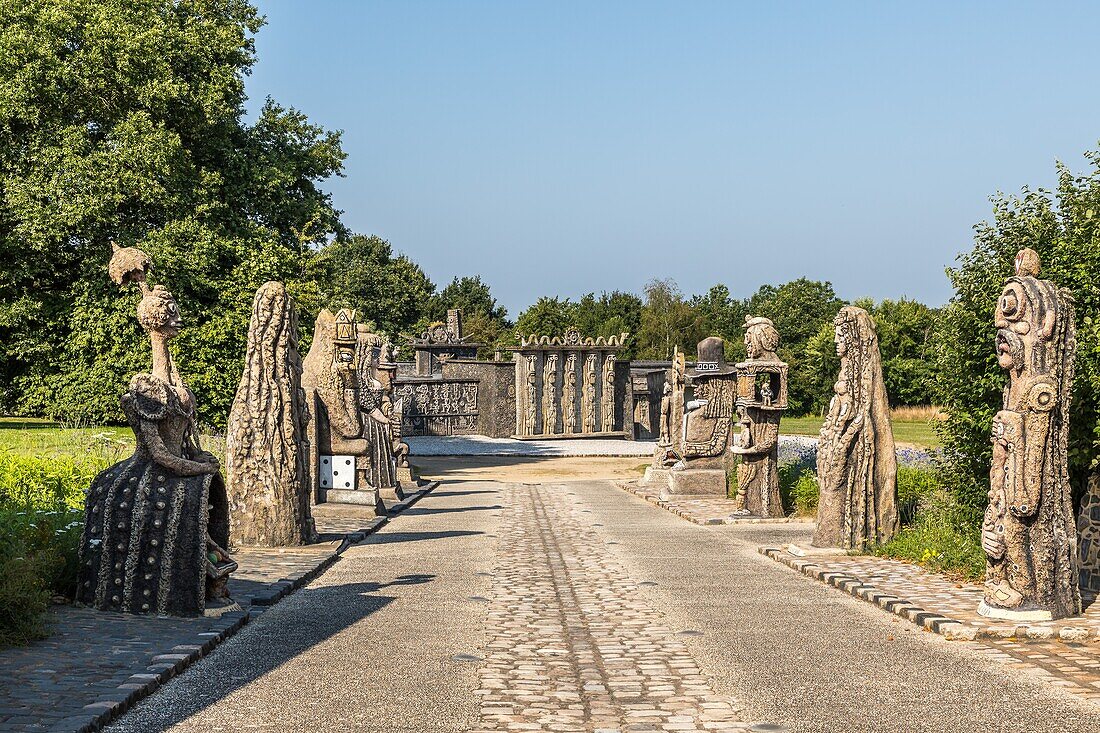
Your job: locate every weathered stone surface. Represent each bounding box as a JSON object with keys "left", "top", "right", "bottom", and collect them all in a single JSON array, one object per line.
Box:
[
  {"left": 731, "top": 317, "right": 787, "bottom": 518},
  {"left": 812, "top": 306, "right": 898, "bottom": 550},
  {"left": 226, "top": 282, "right": 316, "bottom": 548},
  {"left": 665, "top": 337, "right": 737, "bottom": 498},
  {"left": 77, "top": 244, "right": 233, "bottom": 617},
  {"left": 1077, "top": 471, "right": 1100, "bottom": 598},
  {"left": 980, "top": 248, "right": 1080, "bottom": 621}
]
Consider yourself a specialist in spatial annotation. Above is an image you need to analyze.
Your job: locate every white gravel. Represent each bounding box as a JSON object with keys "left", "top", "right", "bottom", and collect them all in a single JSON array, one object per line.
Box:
[{"left": 407, "top": 434, "right": 820, "bottom": 458}]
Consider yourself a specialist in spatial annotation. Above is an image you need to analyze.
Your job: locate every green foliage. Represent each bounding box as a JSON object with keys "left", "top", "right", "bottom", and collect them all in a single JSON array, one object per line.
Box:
[
  {"left": 574, "top": 291, "right": 643, "bottom": 359},
  {"left": 636, "top": 279, "right": 703, "bottom": 360},
  {"left": 874, "top": 489, "right": 985, "bottom": 581},
  {"left": 936, "top": 153, "right": 1100, "bottom": 509},
  {"left": 310, "top": 234, "right": 435, "bottom": 338},
  {"left": 514, "top": 296, "right": 578, "bottom": 340},
  {"left": 0, "top": 0, "right": 346, "bottom": 427},
  {"left": 425, "top": 276, "right": 510, "bottom": 353},
  {"left": 786, "top": 468, "right": 820, "bottom": 517}
]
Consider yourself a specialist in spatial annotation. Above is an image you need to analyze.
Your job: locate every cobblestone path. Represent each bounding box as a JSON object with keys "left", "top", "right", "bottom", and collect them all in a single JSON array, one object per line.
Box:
[{"left": 472, "top": 483, "right": 749, "bottom": 732}]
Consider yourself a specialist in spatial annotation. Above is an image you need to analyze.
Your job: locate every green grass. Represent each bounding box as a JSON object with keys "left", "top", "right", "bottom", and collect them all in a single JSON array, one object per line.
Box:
[{"left": 781, "top": 416, "right": 941, "bottom": 449}]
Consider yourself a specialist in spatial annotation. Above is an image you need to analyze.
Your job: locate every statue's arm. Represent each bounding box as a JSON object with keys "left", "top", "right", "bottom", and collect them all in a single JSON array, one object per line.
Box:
[{"left": 139, "top": 419, "right": 218, "bottom": 476}]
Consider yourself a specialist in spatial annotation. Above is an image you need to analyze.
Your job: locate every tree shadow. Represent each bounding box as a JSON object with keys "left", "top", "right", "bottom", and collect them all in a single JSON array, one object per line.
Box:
[
  {"left": 403, "top": 504, "right": 503, "bottom": 516},
  {"left": 108, "top": 574, "right": 437, "bottom": 731},
  {"left": 358, "top": 530, "right": 484, "bottom": 545}
]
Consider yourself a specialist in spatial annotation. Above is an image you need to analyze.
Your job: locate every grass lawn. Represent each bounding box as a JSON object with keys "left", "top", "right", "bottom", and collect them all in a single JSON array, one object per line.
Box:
[
  {"left": 0, "top": 417, "right": 225, "bottom": 462},
  {"left": 780, "top": 415, "right": 941, "bottom": 449}
]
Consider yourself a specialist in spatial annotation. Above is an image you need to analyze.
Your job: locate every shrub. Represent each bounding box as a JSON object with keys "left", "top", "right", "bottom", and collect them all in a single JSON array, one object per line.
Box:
[
  {"left": 874, "top": 488, "right": 985, "bottom": 581},
  {"left": 789, "top": 470, "right": 819, "bottom": 517}
]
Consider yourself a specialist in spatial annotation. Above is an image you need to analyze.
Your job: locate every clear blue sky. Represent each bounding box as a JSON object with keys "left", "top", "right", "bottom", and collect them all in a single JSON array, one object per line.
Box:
[{"left": 248, "top": 1, "right": 1100, "bottom": 317}]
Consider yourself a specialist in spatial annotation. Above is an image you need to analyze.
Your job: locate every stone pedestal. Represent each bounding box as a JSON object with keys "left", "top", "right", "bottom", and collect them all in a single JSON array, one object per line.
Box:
[
  {"left": 323, "top": 488, "right": 385, "bottom": 516},
  {"left": 661, "top": 467, "right": 727, "bottom": 499},
  {"left": 641, "top": 465, "right": 670, "bottom": 487},
  {"left": 397, "top": 465, "right": 429, "bottom": 488}
]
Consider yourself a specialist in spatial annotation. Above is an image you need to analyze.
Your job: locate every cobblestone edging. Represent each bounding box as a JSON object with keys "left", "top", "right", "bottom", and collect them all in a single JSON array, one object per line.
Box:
[
  {"left": 616, "top": 481, "right": 813, "bottom": 526},
  {"left": 4, "top": 484, "right": 439, "bottom": 733},
  {"left": 759, "top": 547, "right": 1100, "bottom": 643}
]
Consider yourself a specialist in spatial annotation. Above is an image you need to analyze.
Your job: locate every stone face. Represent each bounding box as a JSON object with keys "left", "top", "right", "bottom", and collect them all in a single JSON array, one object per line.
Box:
[
  {"left": 980, "top": 248, "right": 1080, "bottom": 621},
  {"left": 730, "top": 317, "right": 788, "bottom": 517},
  {"left": 664, "top": 337, "right": 736, "bottom": 497},
  {"left": 226, "top": 282, "right": 317, "bottom": 547},
  {"left": 77, "top": 244, "right": 234, "bottom": 617},
  {"left": 812, "top": 306, "right": 898, "bottom": 550}
]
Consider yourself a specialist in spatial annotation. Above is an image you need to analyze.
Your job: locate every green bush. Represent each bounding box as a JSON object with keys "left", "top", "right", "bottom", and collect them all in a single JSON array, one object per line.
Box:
[
  {"left": 0, "top": 452, "right": 96, "bottom": 647},
  {"left": 874, "top": 488, "right": 985, "bottom": 581},
  {"left": 788, "top": 469, "right": 820, "bottom": 517}
]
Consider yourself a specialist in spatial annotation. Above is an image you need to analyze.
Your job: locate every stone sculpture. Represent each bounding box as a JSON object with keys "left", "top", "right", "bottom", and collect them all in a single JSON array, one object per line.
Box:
[
  {"left": 301, "top": 309, "right": 389, "bottom": 511},
  {"left": 543, "top": 353, "right": 559, "bottom": 434},
  {"left": 564, "top": 354, "right": 578, "bottom": 434},
  {"left": 664, "top": 338, "right": 737, "bottom": 497},
  {"left": 523, "top": 355, "right": 538, "bottom": 436},
  {"left": 77, "top": 244, "right": 235, "bottom": 617},
  {"left": 658, "top": 380, "right": 673, "bottom": 446},
  {"left": 583, "top": 353, "right": 598, "bottom": 433},
  {"left": 602, "top": 354, "right": 616, "bottom": 432},
  {"left": 730, "top": 317, "right": 788, "bottom": 517},
  {"left": 226, "top": 282, "right": 317, "bottom": 547},
  {"left": 812, "top": 306, "right": 898, "bottom": 550},
  {"left": 1078, "top": 471, "right": 1100, "bottom": 599},
  {"left": 980, "top": 248, "right": 1079, "bottom": 621}
]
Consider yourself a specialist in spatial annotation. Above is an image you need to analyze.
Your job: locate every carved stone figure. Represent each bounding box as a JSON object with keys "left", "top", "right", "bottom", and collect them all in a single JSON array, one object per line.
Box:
[
  {"left": 1077, "top": 471, "right": 1100, "bottom": 599},
  {"left": 583, "top": 353, "right": 598, "bottom": 433},
  {"left": 980, "top": 248, "right": 1079, "bottom": 621},
  {"left": 664, "top": 337, "right": 737, "bottom": 497},
  {"left": 543, "top": 353, "right": 559, "bottom": 434},
  {"left": 812, "top": 306, "right": 898, "bottom": 550},
  {"left": 564, "top": 354, "right": 578, "bottom": 434},
  {"left": 77, "top": 244, "right": 234, "bottom": 617},
  {"left": 226, "top": 282, "right": 316, "bottom": 547},
  {"left": 602, "top": 354, "right": 616, "bottom": 432},
  {"left": 731, "top": 317, "right": 787, "bottom": 517},
  {"left": 523, "top": 355, "right": 538, "bottom": 436},
  {"left": 301, "top": 310, "right": 386, "bottom": 510},
  {"left": 658, "top": 381, "right": 673, "bottom": 446}
]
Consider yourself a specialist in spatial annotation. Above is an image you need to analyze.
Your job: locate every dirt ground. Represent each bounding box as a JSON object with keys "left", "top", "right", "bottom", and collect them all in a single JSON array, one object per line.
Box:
[{"left": 414, "top": 455, "right": 647, "bottom": 483}]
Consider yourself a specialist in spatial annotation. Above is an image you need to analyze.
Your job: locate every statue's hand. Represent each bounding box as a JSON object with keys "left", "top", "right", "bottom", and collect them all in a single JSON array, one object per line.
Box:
[{"left": 198, "top": 451, "right": 220, "bottom": 472}]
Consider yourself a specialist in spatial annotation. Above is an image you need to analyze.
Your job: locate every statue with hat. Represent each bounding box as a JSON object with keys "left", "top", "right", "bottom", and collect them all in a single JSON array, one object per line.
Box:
[
  {"left": 664, "top": 337, "right": 738, "bottom": 498},
  {"left": 731, "top": 316, "right": 789, "bottom": 517}
]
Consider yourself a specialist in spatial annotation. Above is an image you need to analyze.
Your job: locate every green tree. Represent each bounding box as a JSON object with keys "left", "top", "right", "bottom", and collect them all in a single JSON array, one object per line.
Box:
[
  {"left": 872, "top": 298, "right": 940, "bottom": 406},
  {"left": 573, "top": 291, "right": 643, "bottom": 358},
  {"left": 309, "top": 234, "right": 434, "bottom": 338},
  {"left": 514, "top": 297, "right": 578, "bottom": 339},
  {"left": 424, "top": 275, "right": 509, "bottom": 350},
  {"left": 691, "top": 285, "right": 749, "bottom": 362},
  {"left": 636, "top": 279, "right": 703, "bottom": 360},
  {"left": 0, "top": 0, "right": 346, "bottom": 427},
  {"left": 937, "top": 155, "right": 1100, "bottom": 509}
]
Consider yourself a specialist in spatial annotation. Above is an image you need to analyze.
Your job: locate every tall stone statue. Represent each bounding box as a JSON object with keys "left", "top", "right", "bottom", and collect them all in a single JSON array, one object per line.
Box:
[
  {"left": 226, "top": 282, "right": 316, "bottom": 547},
  {"left": 730, "top": 316, "right": 788, "bottom": 517},
  {"left": 980, "top": 248, "right": 1079, "bottom": 621},
  {"left": 564, "top": 353, "right": 578, "bottom": 434},
  {"left": 582, "top": 353, "right": 598, "bottom": 433},
  {"left": 812, "top": 306, "right": 898, "bottom": 549},
  {"left": 664, "top": 337, "right": 737, "bottom": 497},
  {"left": 658, "top": 380, "right": 673, "bottom": 446},
  {"left": 602, "top": 353, "right": 616, "bottom": 432},
  {"left": 543, "top": 353, "right": 559, "bottom": 434},
  {"left": 523, "top": 355, "right": 538, "bottom": 436},
  {"left": 77, "top": 244, "right": 235, "bottom": 617}
]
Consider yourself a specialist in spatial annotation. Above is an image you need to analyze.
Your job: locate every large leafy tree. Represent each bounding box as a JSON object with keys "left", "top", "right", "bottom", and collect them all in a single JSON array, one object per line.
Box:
[
  {"left": 937, "top": 156, "right": 1100, "bottom": 508},
  {"left": 0, "top": 0, "right": 346, "bottom": 426},
  {"left": 424, "top": 275, "right": 510, "bottom": 351},
  {"left": 636, "top": 278, "right": 703, "bottom": 360},
  {"left": 514, "top": 297, "right": 577, "bottom": 341}
]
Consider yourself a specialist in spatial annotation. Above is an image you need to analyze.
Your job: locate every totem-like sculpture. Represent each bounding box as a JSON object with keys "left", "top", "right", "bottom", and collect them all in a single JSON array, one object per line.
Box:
[
  {"left": 543, "top": 353, "right": 559, "bottom": 434},
  {"left": 730, "top": 316, "right": 788, "bottom": 517},
  {"left": 226, "top": 282, "right": 317, "bottom": 547},
  {"left": 301, "top": 309, "right": 388, "bottom": 511},
  {"left": 812, "top": 306, "right": 898, "bottom": 549},
  {"left": 523, "top": 355, "right": 538, "bottom": 436},
  {"left": 582, "top": 353, "right": 598, "bottom": 433},
  {"left": 1078, "top": 471, "right": 1100, "bottom": 598},
  {"left": 664, "top": 338, "right": 738, "bottom": 497},
  {"left": 980, "top": 248, "right": 1079, "bottom": 621},
  {"left": 77, "top": 244, "right": 235, "bottom": 617},
  {"left": 602, "top": 354, "right": 616, "bottom": 432},
  {"left": 564, "top": 354, "right": 578, "bottom": 434}
]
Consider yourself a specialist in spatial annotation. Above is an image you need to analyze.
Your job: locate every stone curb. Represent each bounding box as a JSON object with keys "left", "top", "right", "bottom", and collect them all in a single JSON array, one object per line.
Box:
[
  {"left": 615, "top": 481, "right": 813, "bottom": 526},
  {"left": 58, "top": 481, "right": 441, "bottom": 733},
  {"left": 758, "top": 546, "right": 1099, "bottom": 643}
]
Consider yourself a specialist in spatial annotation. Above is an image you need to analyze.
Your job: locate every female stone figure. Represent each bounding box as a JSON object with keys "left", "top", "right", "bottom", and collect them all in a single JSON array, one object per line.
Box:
[
  {"left": 812, "top": 306, "right": 898, "bottom": 549},
  {"left": 980, "top": 248, "right": 1079, "bottom": 620},
  {"left": 78, "top": 245, "right": 234, "bottom": 617},
  {"left": 602, "top": 354, "right": 616, "bottom": 432},
  {"left": 583, "top": 353, "right": 598, "bottom": 433},
  {"left": 543, "top": 353, "right": 559, "bottom": 434},
  {"left": 564, "top": 354, "right": 578, "bottom": 434}
]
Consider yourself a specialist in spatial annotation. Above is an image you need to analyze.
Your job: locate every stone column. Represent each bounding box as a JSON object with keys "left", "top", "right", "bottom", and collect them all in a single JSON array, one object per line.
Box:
[
  {"left": 602, "top": 352, "right": 616, "bottom": 433},
  {"left": 582, "top": 352, "right": 598, "bottom": 434},
  {"left": 563, "top": 353, "right": 578, "bottom": 435},
  {"left": 543, "top": 352, "right": 559, "bottom": 435}
]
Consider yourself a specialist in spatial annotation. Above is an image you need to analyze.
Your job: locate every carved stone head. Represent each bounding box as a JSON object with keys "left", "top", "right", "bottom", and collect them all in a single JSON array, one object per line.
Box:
[
  {"left": 744, "top": 316, "right": 780, "bottom": 362},
  {"left": 995, "top": 249, "right": 1057, "bottom": 374},
  {"left": 137, "top": 285, "right": 182, "bottom": 339}
]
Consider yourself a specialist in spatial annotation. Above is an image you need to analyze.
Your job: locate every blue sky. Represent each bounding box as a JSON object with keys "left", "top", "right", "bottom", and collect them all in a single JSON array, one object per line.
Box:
[{"left": 247, "top": 1, "right": 1100, "bottom": 317}]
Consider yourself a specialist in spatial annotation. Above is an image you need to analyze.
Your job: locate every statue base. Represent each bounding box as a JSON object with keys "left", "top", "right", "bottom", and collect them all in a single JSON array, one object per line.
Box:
[
  {"left": 787, "top": 543, "right": 848, "bottom": 557},
  {"left": 641, "top": 466, "right": 670, "bottom": 486},
  {"left": 397, "top": 465, "right": 430, "bottom": 488},
  {"left": 379, "top": 484, "right": 406, "bottom": 502},
  {"left": 323, "top": 489, "right": 385, "bottom": 516},
  {"left": 977, "top": 599, "right": 1053, "bottom": 622},
  {"left": 661, "top": 467, "right": 728, "bottom": 499}
]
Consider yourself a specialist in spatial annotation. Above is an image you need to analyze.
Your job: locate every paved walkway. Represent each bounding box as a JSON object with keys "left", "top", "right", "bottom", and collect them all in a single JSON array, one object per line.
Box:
[{"left": 104, "top": 474, "right": 1100, "bottom": 732}]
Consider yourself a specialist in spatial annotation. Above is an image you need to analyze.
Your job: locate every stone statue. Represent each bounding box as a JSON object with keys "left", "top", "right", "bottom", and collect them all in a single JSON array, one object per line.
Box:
[
  {"left": 1078, "top": 471, "right": 1100, "bottom": 599},
  {"left": 812, "top": 306, "right": 898, "bottom": 550},
  {"left": 658, "top": 380, "right": 673, "bottom": 446},
  {"left": 524, "top": 355, "right": 538, "bottom": 436},
  {"left": 226, "top": 282, "right": 317, "bottom": 548},
  {"left": 583, "top": 353, "right": 598, "bottom": 433},
  {"left": 731, "top": 316, "right": 787, "bottom": 517},
  {"left": 543, "top": 353, "right": 559, "bottom": 434},
  {"left": 564, "top": 354, "right": 578, "bottom": 434},
  {"left": 77, "top": 244, "right": 235, "bottom": 617},
  {"left": 602, "top": 354, "right": 616, "bottom": 432},
  {"left": 980, "top": 248, "right": 1079, "bottom": 621},
  {"left": 664, "top": 337, "right": 737, "bottom": 497}
]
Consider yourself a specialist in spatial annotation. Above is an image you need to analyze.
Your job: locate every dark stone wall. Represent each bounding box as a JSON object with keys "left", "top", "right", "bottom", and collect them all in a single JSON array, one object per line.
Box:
[{"left": 441, "top": 360, "right": 516, "bottom": 438}]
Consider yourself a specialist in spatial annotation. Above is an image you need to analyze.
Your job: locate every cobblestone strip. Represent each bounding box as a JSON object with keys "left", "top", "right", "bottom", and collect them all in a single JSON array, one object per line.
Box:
[
  {"left": 470, "top": 483, "right": 751, "bottom": 732},
  {"left": 615, "top": 481, "right": 811, "bottom": 527},
  {"left": 759, "top": 546, "right": 1100, "bottom": 642}
]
